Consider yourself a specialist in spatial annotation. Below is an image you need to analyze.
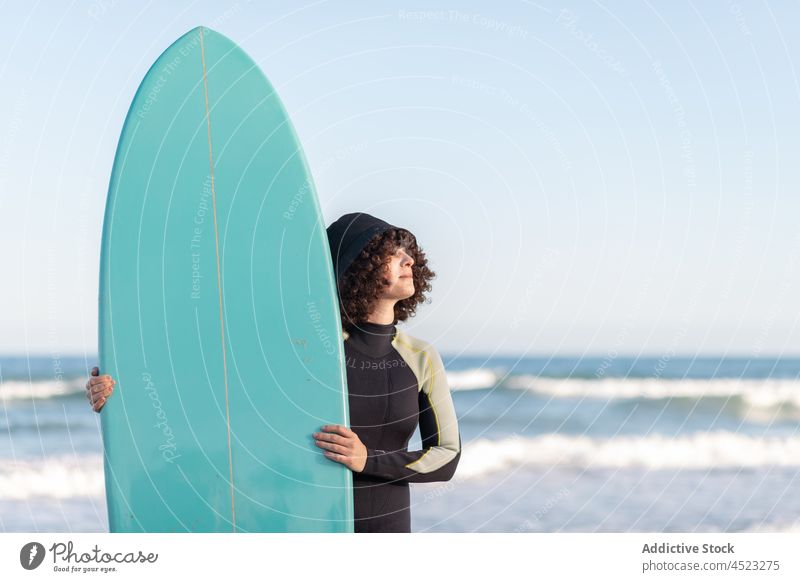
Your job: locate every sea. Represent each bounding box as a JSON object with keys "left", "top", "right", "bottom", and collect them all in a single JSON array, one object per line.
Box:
[{"left": 2, "top": 354, "right": 800, "bottom": 533}]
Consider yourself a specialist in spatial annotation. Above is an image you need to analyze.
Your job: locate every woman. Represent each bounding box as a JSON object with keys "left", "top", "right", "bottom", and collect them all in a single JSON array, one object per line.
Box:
[{"left": 86, "top": 212, "right": 461, "bottom": 533}]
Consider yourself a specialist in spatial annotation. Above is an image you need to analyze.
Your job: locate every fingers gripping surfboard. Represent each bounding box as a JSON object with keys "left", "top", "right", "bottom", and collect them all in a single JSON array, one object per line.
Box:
[{"left": 98, "top": 26, "right": 353, "bottom": 532}]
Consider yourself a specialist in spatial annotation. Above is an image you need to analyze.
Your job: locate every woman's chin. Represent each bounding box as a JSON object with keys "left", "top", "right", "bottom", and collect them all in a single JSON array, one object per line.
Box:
[{"left": 388, "top": 280, "right": 414, "bottom": 299}]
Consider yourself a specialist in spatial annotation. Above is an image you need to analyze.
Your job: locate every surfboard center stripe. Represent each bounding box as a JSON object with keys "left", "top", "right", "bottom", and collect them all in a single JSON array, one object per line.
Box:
[{"left": 199, "top": 26, "right": 237, "bottom": 532}]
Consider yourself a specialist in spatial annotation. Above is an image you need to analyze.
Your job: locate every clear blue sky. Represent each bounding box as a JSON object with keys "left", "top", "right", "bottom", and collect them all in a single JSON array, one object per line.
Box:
[{"left": 1, "top": 1, "right": 799, "bottom": 356}]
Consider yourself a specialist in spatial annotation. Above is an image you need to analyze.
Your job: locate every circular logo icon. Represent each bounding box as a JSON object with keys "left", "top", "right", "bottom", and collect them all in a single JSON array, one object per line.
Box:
[{"left": 20, "top": 542, "right": 46, "bottom": 570}]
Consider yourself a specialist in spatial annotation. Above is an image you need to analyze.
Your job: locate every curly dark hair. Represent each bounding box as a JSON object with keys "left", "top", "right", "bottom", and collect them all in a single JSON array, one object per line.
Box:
[{"left": 337, "top": 228, "right": 435, "bottom": 330}]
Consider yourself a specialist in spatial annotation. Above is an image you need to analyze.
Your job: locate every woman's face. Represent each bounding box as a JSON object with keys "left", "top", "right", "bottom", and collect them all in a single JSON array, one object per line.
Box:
[{"left": 380, "top": 246, "right": 415, "bottom": 300}]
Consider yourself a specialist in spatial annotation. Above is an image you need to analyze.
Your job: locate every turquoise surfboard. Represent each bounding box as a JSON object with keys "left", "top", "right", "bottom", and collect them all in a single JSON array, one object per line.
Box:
[{"left": 98, "top": 26, "right": 353, "bottom": 532}]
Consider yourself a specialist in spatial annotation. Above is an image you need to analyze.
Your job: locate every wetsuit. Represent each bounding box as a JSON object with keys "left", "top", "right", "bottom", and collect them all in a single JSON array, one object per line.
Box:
[{"left": 344, "top": 321, "right": 462, "bottom": 533}]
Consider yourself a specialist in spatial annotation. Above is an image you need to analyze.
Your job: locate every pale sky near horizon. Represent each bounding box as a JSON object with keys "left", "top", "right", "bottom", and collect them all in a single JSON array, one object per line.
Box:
[{"left": 1, "top": 1, "right": 799, "bottom": 357}]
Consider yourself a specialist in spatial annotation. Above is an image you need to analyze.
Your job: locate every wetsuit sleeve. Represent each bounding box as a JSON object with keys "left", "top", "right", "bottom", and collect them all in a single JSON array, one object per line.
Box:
[{"left": 360, "top": 345, "right": 461, "bottom": 483}]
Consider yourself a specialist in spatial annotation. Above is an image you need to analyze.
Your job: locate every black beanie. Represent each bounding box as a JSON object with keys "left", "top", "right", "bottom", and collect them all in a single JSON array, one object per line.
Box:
[{"left": 326, "top": 212, "right": 406, "bottom": 282}]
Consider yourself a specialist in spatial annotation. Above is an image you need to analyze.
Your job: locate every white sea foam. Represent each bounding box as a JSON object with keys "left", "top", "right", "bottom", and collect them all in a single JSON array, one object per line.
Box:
[
  {"left": 0, "top": 379, "right": 86, "bottom": 401},
  {"left": 455, "top": 431, "right": 800, "bottom": 479},
  {"left": 3, "top": 431, "right": 799, "bottom": 500},
  {"left": 501, "top": 376, "right": 800, "bottom": 409},
  {"left": 0, "top": 455, "right": 104, "bottom": 500},
  {"left": 446, "top": 369, "right": 502, "bottom": 391}
]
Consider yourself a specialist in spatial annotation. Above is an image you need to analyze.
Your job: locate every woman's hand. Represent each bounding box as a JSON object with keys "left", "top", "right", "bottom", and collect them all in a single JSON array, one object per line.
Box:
[
  {"left": 86, "top": 366, "right": 115, "bottom": 413},
  {"left": 313, "top": 425, "right": 367, "bottom": 473}
]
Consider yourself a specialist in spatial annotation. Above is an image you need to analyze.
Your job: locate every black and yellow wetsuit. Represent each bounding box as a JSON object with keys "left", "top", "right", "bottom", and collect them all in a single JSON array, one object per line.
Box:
[{"left": 344, "top": 321, "right": 461, "bottom": 533}]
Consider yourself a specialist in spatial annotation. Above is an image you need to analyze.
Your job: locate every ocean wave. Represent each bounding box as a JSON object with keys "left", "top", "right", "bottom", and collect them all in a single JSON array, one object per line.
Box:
[
  {"left": 501, "top": 376, "right": 800, "bottom": 409},
  {"left": 447, "top": 369, "right": 503, "bottom": 391},
  {"left": 1, "top": 417, "right": 99, "bottom": 433},
  {"left": 455, "top": 431, "right": 800, "bottom": 479},
  {"left": 0, "top": 378, "right": 87, "bottom": 401},
  {"left": 4, "top": 431, "right": 799, "bottom": 501},
  {"left": 0, "top": 455, "right": 104, "bottom": 500}
]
